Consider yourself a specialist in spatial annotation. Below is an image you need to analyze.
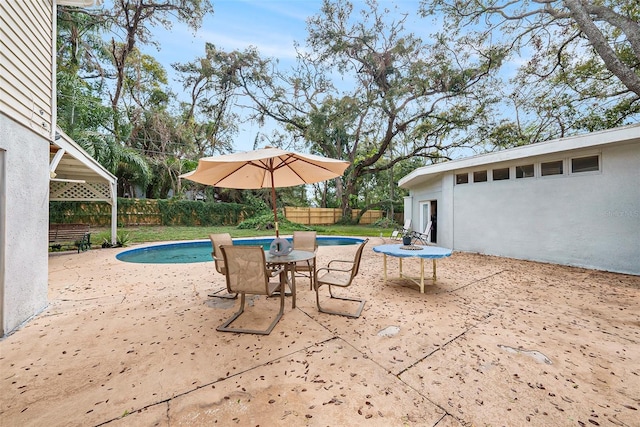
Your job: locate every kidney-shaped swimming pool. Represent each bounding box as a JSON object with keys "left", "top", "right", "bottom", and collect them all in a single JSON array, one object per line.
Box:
[{"left": 116, "top": 236, "right": 365, "bottom": 264}]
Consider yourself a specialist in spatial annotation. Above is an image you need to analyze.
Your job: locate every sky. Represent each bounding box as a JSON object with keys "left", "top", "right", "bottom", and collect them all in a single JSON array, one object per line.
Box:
[
  {"left": 142, "top": 0, "right": 327, "bottom": 153},
  {"left": 153, "top": 0, "right": 321, "bottom": 70},
  {"left": 138, "top": 0, "right": 444, "bottom": 153}
]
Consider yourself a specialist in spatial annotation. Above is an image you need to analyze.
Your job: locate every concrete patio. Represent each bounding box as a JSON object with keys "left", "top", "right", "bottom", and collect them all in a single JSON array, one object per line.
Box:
[{"left": 1, "top": 236, "right": 638, "bottom": 426}]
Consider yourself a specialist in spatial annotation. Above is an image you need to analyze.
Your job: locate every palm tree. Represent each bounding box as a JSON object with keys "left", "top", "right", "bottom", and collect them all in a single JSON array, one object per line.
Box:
[{"left": 77, "top": 132, "right": 151, "bottom": 197}]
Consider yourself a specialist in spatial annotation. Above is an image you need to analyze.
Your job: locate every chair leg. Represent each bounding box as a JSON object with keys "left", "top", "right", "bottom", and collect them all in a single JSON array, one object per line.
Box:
[
  {"left": 315, "top": 283, "right": 365, "bottom": 318},
  {"left": 307, "top": 260, "right": 315, "bottom": 290},
  {"left": 294, "top": 262, "right": 314, "bottom": 290},
  {"left": 216, "top": 291, "right": 285, "bottom": 335},
  {"left": 297, "top": 268, "right": 313, "bottom": 291}
]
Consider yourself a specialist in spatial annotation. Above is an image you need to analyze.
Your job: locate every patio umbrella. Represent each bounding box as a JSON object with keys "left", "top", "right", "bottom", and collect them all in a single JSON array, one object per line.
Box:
[{"left": 179, "top": 146, "right": 350, "bottom": 237}]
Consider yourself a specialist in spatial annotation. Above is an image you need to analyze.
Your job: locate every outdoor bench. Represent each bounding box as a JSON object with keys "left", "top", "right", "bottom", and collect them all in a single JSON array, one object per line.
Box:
[{"left": 49, "top": 223, "right": 91, "bottom": 253}]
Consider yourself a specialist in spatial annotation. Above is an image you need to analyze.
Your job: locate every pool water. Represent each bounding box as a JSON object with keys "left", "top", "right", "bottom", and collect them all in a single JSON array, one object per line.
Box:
[{"left": 116, "top": 236, "right": 365, "bottom": 264}]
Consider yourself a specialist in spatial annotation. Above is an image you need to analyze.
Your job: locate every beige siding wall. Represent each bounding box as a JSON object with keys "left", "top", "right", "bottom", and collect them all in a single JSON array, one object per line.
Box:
[{"left": 0, "top": 0, "right": 53, "bottom": 138}]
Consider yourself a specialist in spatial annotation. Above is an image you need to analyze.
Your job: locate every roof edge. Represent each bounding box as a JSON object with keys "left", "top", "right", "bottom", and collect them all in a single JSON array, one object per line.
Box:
[
  {"left": 53, "top": 128, "right": 117, "bottom": 183},
  {"left": 399, "top": 123, "right": 640, "bottom": 188}
]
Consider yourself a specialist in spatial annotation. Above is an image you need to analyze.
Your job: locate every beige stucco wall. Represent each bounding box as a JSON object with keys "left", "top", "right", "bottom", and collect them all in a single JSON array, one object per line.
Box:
[{"left": 0, "top": 115, "right": 50, "bottom": 335}]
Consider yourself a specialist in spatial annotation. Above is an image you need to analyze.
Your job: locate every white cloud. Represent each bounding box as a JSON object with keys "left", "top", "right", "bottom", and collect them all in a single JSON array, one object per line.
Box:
[{"left": 195, "top": 27, "right": 299, "bottom": 60}]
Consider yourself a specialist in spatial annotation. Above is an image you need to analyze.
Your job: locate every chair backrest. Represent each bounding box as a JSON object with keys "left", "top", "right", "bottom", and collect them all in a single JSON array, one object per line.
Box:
[
  {"left": 219, "top": 245, "right": 270, "bottom": 294},
  {"left": 209, "top": 233, "right": 232, "bottom": 275},
  {"left": 350, "top": 239, "right": 369, "bottom": 280},
  {"left": 423, "top": 221, "right": 432, "bottom": 235},
  {"left": 391, "top": 219, "right": 411, "bottom": 239},
  {"left": 293, "top": 231, "right": 317, "bottom": 252}
]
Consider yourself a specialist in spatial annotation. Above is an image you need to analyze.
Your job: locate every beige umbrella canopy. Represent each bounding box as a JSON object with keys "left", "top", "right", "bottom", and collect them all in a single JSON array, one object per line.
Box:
[{"left": 179, "top": 146, "right": 350, "bottom": 236}]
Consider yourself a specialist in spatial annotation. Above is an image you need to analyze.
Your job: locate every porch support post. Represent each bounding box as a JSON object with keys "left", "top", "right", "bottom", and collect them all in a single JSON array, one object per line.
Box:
[{"left": 110, "top": 180, "right": 117, "bottom": 245}]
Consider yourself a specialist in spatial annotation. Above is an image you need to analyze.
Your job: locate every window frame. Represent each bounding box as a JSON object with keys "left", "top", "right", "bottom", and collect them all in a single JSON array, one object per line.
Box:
[
  {"left": 473, "top": 170, "right": 488, "bottom": 183},
  {"left": 570, "top": 154, "right": 600, "bottom": 174},
  {"left": 492, "top": 167, "right": 510, "bottom": 181},
  {"left": 455, "top": 173, "right": 469, "bottom": 185},
  {"left": 515, "top": 164, "right": 534, "bottom": 179},
  {"left": 540, "top": 160, "right": 564, "bottom": 177}
]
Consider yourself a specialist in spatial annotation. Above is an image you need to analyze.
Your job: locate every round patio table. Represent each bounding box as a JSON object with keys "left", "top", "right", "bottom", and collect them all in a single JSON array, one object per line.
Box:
[
  {"left": 372, "top": 244, "right": 452, "bottom": 293},
  {"left": 265, "top": 250, "right": 315, "bottom": 309}
]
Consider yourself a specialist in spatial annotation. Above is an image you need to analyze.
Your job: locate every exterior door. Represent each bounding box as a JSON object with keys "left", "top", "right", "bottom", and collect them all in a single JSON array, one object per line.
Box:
[
  {"left": 419, "top": 201, "right": 431, "bottom": 238},
  {"left": 0, "top": 150, "right": 4, "bottom": 335},
  {"left": 419, "top": 200, "right": 437, "bottom": 243}
]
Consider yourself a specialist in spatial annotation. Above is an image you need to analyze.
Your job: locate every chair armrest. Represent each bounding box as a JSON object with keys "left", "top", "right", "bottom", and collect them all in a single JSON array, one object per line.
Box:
[
  {"left": 327, "top": 259, "right": 354, "bottom": 268},
  {"left": 317, "top": 266, "right": 352, "bottom": 275}
]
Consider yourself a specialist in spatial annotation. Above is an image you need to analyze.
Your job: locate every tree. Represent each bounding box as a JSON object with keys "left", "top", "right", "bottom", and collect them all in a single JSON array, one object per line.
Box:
[
  {"left": 223, "top": 0, "right": 503, "bottom": 221},
  {"left": 57, "top": 7, "right": 111, "bottom": 137},
  {"left": 420, "top": 0, "right": 640, "bottom": 140},
  {"left": 57, "top": 1, "right": 219, "bottom": 198},
  {"left": 173, "top": 43, "right": 242, "bottom": 158},
  {"left": 76, "top": 132, "right": 152, "bottom": 197},
  {"left": 100, "top": 0, "right": 213, "bottom": 140}
]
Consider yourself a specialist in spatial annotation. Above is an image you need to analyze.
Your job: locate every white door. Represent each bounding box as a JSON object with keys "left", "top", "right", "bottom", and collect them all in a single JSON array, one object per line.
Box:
[
  {"left": 419, "top": 201, "right": 431, "bottom": 236},
  {"left": 0, "top": 150, "right": 5, "bottom": 335}
]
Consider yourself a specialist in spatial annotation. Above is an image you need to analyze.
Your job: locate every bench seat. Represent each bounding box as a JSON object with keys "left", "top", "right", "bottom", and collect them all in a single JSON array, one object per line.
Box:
[{"left": 49, "top": 223, "right": 91, "bottom": 253}]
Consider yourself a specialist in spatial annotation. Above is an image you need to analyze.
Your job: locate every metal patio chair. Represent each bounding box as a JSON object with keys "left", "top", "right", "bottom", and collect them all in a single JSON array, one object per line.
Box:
[
  {"left": 390, "top": 219, "right": 411, "bottom": 240},
  {"left": 217, "top": 245, "right": 285, "bottom": 335},
  {"left": 293, "top": 231, "right": 318, "bottom": 290},
  {"left": 314, "top": 239, "right": 369, "bottom": 318},
  {"left": 411, "top": 221, "right": 433, "bottom": 245},
  {"left": 208, "top": 233, "right": 237, "bottom": 299}
]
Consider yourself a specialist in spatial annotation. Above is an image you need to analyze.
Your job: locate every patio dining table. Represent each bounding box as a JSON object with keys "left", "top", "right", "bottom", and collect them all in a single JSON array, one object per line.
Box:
[
  {"left": 264, "top": 250, "right": 315, "bottom": 309},
  {"left": 372, "top": 244, "right": 452, "bottom": 293}
]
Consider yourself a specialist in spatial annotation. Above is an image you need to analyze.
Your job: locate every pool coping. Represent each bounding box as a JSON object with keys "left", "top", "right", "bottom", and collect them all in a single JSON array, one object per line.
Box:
[{"left": 115, "top": 235, "right": 366, "bottom": 264}]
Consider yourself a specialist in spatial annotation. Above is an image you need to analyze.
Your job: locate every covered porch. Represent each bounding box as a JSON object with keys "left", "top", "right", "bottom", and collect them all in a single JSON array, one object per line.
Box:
[{"left": 49, "top": 129, "right": 117, "bottom": 245}]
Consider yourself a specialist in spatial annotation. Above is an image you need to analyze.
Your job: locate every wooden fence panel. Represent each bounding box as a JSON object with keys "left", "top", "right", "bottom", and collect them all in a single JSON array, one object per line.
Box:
[
  {"left": 284, "top": 207, "right": 385, "bottom": 225},
  {"left": 284, "top": 207, "right": 341, "bottom": 225},
  {"left": 353, "top": 209, "right": 383, "bottom": 224},
  {"left": 284, "top": 207, "right": 310, "bottom": 224}
]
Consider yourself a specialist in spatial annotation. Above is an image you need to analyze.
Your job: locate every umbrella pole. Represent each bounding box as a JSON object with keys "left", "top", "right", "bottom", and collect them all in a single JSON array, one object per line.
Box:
[{"left": 270, "top": 173, "right": 279, "bottom": 237}]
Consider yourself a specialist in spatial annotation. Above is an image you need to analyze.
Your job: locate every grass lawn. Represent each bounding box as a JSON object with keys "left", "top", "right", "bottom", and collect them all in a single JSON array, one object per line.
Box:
[{"left": 91, "top": 224, "right": 394, "bottom": 246}]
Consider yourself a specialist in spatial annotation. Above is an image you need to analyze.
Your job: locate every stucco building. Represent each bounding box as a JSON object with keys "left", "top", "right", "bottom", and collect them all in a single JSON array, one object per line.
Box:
[{"left": 399, "top": 124, "right": 640, "bottom": 275}]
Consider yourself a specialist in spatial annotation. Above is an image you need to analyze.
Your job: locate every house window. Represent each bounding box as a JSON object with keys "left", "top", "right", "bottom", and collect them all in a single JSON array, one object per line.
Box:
[
  {"left": 541, "top": 160, "right": 563, "bottom": 176},
  {"left": 516, "top": 164, "right": 534, "bottom": 178},
  {"left": 571, "top": 155, "right": 599, "bottom": 173},
  {"left": 493, "top": 168, "right": 510, "bottom": 181},
  {"left": 456, "top": 173, "right": 469, "bottom": 184},
  {"left": 473, "top": 170, "right": 487, "bottom": 182}
]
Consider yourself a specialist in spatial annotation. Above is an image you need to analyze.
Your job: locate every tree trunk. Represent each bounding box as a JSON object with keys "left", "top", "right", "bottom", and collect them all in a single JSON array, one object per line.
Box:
[{"left": 563, "top": 0, "right": 640, "bottom": 97}]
